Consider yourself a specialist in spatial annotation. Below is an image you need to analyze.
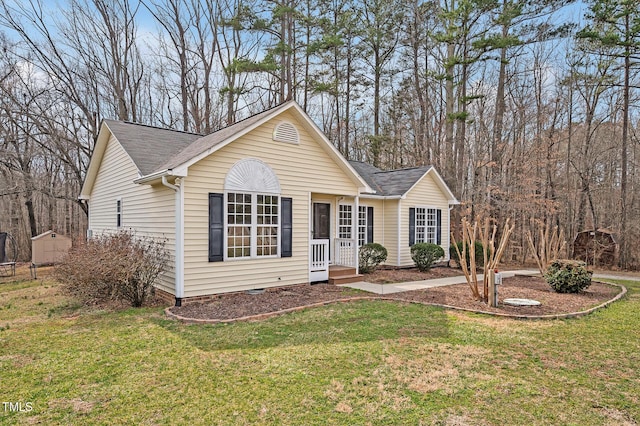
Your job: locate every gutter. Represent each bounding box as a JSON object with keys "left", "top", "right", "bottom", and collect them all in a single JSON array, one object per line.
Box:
[
  {"left": 359, "top": 194, "right": 402, "bottom": 200},
  {"left": 161, "top": 176, "right": 185, "bottom": 307},
  {"left": 134, "top": 169, "right": 185, "bottom": 185},
  {"left": 162, "top": 175, "right": 179, "bottom": 191}
]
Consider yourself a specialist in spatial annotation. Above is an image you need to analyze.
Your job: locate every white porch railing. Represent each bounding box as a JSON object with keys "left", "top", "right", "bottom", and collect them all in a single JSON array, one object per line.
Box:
[
  {"left": 309, "top": 239, "right": 329, "bottom": 282},
  {"left": 335, "top": 238, "right": 356, "bottom": 267}
]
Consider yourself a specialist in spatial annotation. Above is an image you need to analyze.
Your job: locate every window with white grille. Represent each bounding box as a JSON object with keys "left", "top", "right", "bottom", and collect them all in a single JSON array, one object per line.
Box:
[
  {"left": 358, "top": 206, "right": 368, "bottom": 246},
  {"left": 415, "top": 207, "right": 438, "bottom": 244},
  {"left": 338, "top": 204, "right": 352, "bottom": 239}
]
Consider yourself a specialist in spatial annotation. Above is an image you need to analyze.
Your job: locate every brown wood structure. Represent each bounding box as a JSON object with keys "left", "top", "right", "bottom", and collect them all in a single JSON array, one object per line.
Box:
[{"left": 573, "top": 229, "right": 619, "bottom": 267}]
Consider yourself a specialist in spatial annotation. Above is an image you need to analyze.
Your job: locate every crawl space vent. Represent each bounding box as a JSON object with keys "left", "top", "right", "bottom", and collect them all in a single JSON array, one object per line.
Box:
[{"left": 273, "top": 122, "right": 299, "bottom": 144}]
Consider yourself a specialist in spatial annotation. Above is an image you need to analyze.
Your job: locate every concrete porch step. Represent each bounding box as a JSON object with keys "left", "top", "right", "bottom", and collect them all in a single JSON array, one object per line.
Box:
[{"left": 329, "top": 274, "right": 364, "bottom": 285}]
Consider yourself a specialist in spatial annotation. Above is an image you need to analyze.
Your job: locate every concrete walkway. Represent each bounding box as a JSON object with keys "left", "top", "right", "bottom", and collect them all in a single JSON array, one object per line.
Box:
[{"left": 339, "top": 270, "right": 639, "bottom": 295}]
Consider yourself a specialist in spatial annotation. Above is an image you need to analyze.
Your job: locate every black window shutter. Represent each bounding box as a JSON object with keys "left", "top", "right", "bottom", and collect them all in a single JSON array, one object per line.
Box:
[
  {"left": 367, "top": 206, "right": 374, "bottom": 244},
  {"left": 208, "top": 193, "right": 224, "bottom": 262},
  {"left": 281, "top": 197, "right": 293, "bottom": 257},
  {"left": 436, "top": 209, "right": 442, "bottom": 245},
  {"left": 409, "top": 207, "right": 415, "bottom": 246}
]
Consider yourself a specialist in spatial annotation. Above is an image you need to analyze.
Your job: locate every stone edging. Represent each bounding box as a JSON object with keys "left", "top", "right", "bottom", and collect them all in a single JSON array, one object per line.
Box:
[{"left": 164, "top": 280, "right": 628, "bottom": 324}]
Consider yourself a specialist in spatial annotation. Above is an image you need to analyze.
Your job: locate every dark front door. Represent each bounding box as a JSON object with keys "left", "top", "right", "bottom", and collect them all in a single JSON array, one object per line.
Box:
[{"left": 313, "top": 203, "right": 330, "bottom": 239}]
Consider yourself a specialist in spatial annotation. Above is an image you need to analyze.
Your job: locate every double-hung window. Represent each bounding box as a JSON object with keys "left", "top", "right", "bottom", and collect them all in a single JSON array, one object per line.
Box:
[
  {"left": 415, "top": 207, "right": 438, "bottom": 244},
  {"left": 338, "top": 204, "right": 352, "bottom": 239},
  {"left": 410, "top": 207, "right": 442, "bottom": 246},
  {"left": 226, "top": 192, "right": 279, "bottom": 259},
  {"left": 256, "top": 195, "right": 279, "bottom": 256},
  {"left": 227, "top": 193, "right": 253, "bottom": 258}
]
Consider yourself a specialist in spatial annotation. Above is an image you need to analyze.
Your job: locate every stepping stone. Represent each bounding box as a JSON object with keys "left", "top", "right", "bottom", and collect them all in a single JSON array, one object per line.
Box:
[{"left": 503, "top": 298, "right": 541, "bottom": 306}]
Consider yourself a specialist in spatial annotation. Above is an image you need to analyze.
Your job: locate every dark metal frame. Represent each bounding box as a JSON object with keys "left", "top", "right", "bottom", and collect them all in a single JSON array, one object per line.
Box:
[{"left": 0, "top": 232, "right": 17, "bottom": 277}]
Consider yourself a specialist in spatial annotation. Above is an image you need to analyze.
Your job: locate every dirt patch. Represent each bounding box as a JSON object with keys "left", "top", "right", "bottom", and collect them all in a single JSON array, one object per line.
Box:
[{"left": 168, "top": 274, "right": 623, "bottom": 321}]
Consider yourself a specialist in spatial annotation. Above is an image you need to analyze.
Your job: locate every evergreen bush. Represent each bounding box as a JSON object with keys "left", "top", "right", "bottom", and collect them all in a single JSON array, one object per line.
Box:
[
  {"left": 544, "top": 259, "right": 592, "bottom": 293},
  {"left": 411, "top": 243, "right": 444, "bottom": 272},
  {"left": 359, "top": 243, "right": 388, "bottom": 273},
  {"left": 449, "top": 241, "right": 485, "bottom": 268}
]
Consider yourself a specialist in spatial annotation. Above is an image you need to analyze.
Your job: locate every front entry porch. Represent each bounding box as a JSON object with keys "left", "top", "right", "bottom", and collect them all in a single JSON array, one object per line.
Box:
[
  {"left": 309, "top": 239, "right": 359, "bottom": 282},
  {"left": 309, "top": 193, "right": 362, "bottom": 283}
]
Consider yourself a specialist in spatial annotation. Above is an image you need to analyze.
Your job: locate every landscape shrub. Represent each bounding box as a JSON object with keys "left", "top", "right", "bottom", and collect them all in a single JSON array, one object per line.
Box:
[
  {"left": 544, "top": 259, "right": 592, "bottom": 293},
  {"left": 411, "top": 243, "right": 445, "bottom": 272},
  {"left": 359, "top": 243, "right": 388, "bottom": 273},
  {"left": 55, "top": 231, "right": 169, "bottom": 307},
  {"left": 449, "top": 241, "right": 485, "bottom": 268}
]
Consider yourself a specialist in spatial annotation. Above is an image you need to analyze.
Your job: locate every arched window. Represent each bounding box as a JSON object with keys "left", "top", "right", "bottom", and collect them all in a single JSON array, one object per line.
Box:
[{"left": 209, "top": 159, "right": 291, "bottom": 260}]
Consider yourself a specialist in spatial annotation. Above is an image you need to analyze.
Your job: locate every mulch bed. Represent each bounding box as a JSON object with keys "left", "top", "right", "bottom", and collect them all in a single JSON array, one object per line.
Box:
[
  {"left": 364, "top": 266, "right": 463, "bottom": 283},
  {"left": 168, "top": 273, "right": 624, "bottom": 322},
  {"left": 390, "top": 275, "right": 622, "bottom": 316}
]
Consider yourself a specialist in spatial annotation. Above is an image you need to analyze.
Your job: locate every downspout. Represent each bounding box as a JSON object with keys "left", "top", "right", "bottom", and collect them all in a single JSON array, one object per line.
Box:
[
  {"left": 354, "top": 195, "right": 359, "bottom": 274},
  {"left": 397, "top": 199, "right": 402, "bottom": 266},
  {"left": 448, "top": 205, "right": 454, "bottom": 262},
  {"left": 162, "top": 176, "right": 184, "bottom": 307}
]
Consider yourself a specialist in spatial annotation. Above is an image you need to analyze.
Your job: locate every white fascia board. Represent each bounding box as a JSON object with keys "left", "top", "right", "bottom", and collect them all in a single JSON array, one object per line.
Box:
[
  {"left": 133, "top": 169, "right": 170, "bottom": 185},
  {"left": 133, "top": 169, "right": 186, "bottom": 185},
  {"left": 80, "top": 121, "right": 112, "bottom": 198},
  {"left": 429, "top": 168, "right": 459, "bottom": 204},
  {"left": 359, "top": 194, "right": 402, "bottom": 200},
  {"left": 289, "top": 102, "right": 374, "bottom": 194},
  {"left": 171, "top": 102, "right": 297, "bottom": 174},
  {"left": 403, "top": 167, "right": 459, "bottom": 204},
  {"left": 165, "top": 100, "right": 374, "bottom": 195}
]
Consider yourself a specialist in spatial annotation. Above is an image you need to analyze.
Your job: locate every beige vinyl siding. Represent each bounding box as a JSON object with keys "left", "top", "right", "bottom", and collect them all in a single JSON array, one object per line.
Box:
[
  {"left": 381, "top": 199, "right": 400, "bottom": 266},
  {"left": 88, "top": 134, "right": 176, "bottom": 294},
  {"left": 398, "top": 172, "right": 451, "bottom": 267},
  {"left": 182, "top": 111, "right": 360, "bottom": 297},
  {"left": 360, "top": 198, "right": 386, "bottom": 247},
  {"left": 360, "top": 198, "right": 384, "bottom": 246}
]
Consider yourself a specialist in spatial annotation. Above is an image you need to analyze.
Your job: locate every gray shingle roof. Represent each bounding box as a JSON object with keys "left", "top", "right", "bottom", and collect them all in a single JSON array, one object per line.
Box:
[
  {"left": 103, "top": 105, "right": 434, "bottom": 199},
  {"left": 349, "top": 161, "right": 432, "bottom": 196},
  {"left": 104, "top": 120, "right": 202, "bottom": 176},
  {"left": 157, "top": 102, "right": 292, "bottom": 172},
  {"left": 103, "top": 103, "right": 295, "bottom": 176}
]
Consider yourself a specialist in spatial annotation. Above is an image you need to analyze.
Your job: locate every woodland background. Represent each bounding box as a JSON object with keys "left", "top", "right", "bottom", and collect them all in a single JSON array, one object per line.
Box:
[{"left": 0, "top": 0, "right": 638, "bottom": 268}]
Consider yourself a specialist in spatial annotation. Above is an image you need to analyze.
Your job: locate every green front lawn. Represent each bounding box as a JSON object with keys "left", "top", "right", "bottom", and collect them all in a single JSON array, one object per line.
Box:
[{"left": 0, "top": 274, "right": 638, "bottom": 425}]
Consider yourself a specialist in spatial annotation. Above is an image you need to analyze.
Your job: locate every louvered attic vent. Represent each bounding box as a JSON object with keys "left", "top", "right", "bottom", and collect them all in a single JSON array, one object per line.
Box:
[{"left": 273, "top": 121, "right": 299, "bottom": 144}]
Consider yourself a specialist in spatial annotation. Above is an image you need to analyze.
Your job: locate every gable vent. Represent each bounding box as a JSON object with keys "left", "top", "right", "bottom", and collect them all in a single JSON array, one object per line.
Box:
[{"left": 273, "top": 121, "right": 299, "bottom": 144}]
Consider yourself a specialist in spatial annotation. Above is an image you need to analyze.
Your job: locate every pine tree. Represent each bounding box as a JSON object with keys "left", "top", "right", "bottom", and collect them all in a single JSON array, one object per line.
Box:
[{"left": 578, "top": 0, "right": 640, "bottom": 268}]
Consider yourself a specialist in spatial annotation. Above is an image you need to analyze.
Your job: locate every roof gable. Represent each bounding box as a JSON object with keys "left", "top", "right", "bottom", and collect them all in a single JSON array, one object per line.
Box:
[
  {"left": 82, "top": 101, "right": 373, "bottom": 195},
  {"left": 349, "top": 160, "right": 458, "bottom": 203},
  {"left": 157, "top": 103, "right": 290, "bottom": 174},
  {"left": 80, "top": 120, "right": 202, "bottom": 198}
]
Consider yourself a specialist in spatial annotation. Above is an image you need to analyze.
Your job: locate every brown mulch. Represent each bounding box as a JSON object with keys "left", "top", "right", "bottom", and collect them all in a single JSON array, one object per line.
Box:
[
  {"left": 390, "top": 275, "right": 621, "bottom": 316},
  {"left": 168, "top": 272, "right": 624, "bottom": 322},
  {"left": 364, "top": 266, "right": 463, "bottom": 283}
]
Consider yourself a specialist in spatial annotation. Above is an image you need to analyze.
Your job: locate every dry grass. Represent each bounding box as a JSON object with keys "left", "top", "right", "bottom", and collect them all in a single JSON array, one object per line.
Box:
[{"left": 1, "top": 265, "right": 639, "bottom": 425}]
